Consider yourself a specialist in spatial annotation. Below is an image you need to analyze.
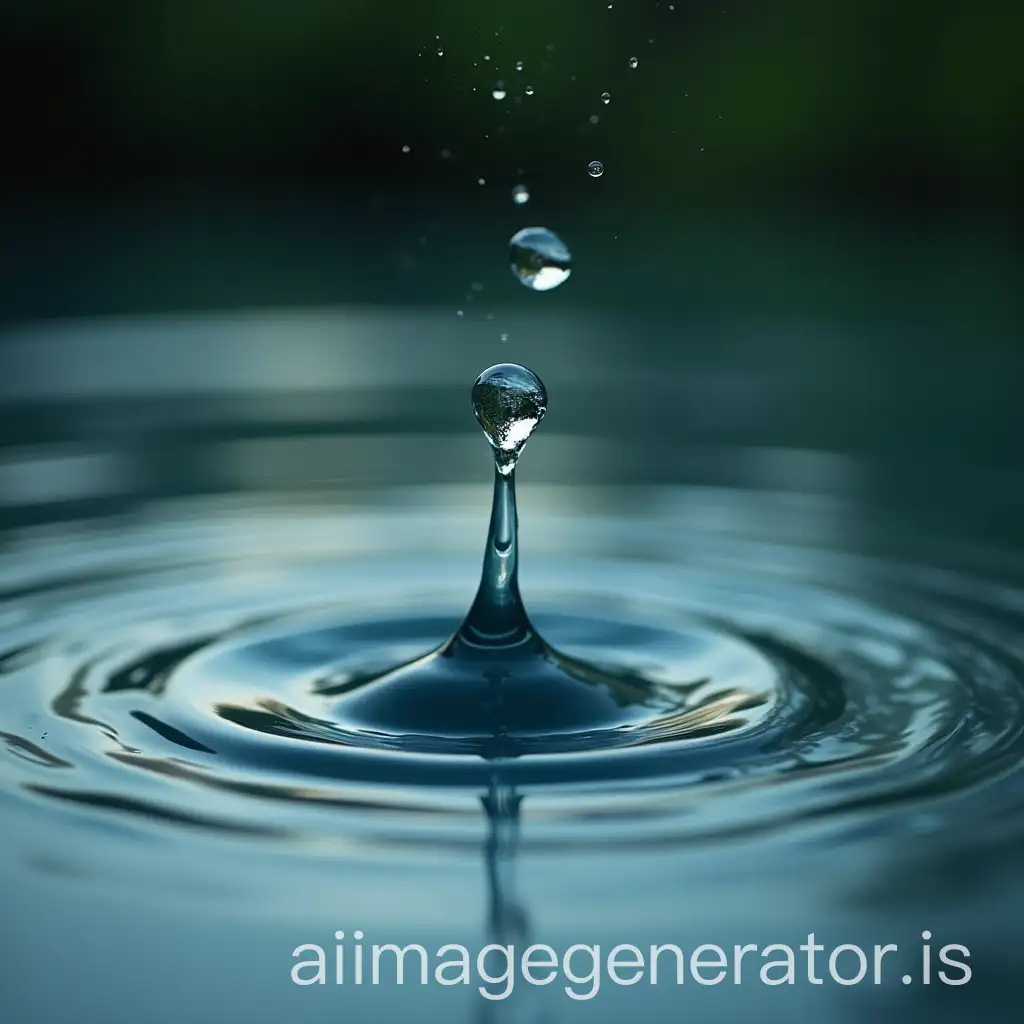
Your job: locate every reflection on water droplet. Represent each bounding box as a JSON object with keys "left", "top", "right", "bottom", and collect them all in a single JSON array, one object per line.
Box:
[
  {"left": 492, "top": 82, "right": 506, "bottom": 100},
  {"left": 628, "top": 56, "right": 638, "bottom": 68},
  {"left": 525, "top": 85, "right": 535, "bottom": 96},
  {"left": 511, "top": 184, "right": 530, "bottom": 205},
  {"left": 588, "top": 160, "right": 604, "bottom": 177},
  {"left": 509, "top": 227, "right": 572, "bottom": 292},
  {"left": 601, "top": 91, "right": 611, "bottom": 104},
  {"left": 472, "top": 363, "right": 547, "bottom": 475}
]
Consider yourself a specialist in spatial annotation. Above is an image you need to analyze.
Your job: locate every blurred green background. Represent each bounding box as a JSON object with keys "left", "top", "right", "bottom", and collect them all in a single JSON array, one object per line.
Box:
[{"left": 0, "top": 0, "right": 1019, "bottom": 327}]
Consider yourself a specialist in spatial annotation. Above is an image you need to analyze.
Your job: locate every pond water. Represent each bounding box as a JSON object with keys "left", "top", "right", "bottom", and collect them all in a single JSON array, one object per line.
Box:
[{"left": 1, "top": 308, "right": 1022, "bottom": 1023}]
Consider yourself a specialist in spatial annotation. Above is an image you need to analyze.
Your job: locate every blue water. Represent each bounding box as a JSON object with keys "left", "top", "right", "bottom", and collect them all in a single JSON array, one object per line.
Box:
[{"left": 1, "top": 311, "right": 1023, "bottom": 1023}]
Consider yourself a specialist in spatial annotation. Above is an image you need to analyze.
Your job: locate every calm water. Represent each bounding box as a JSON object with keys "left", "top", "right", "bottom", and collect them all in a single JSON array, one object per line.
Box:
[{"left": 1, "top": 309, "right": 1023, "bottom": 1023}]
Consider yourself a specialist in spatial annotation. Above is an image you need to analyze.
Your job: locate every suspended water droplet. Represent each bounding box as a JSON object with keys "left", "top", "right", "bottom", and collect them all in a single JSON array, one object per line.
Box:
[
  {"left": 472, "top": 363, "right": 547, "bottom": 475},
  {"left": 437, "top": 48, "right": 444, "bottom": 56},
  {"left": 628, "top": 56, "right": 638, "bottom": 68},
  {"left": 511, "top": 184, "right": 530, "bottom": 205},
  {"left": 500, "top": 332, "right": 510, "bottom": 342},
  {"left": 484, "top": 54, "right": 491, "bottom": 61},
  {"left": 509, "top": 227, "right": 572, "bottom": 292},
  {"left": 478, "top": 177, "right": 487, "bottom": 185},
  {"left": 525, "top": 85, "right": 535, "bottom": 96},
  {"left": 589, "top": 114, "right": 600, "bottom": 124},
  {"left": 492, "top": 81, "right": 507, "bottom": 100},
  {"left": 456, "top": 309, "right": 465, "bottom": 317},
  {"left": 515, "top": 61, "right": 524, "bottom": 72},
  {"left": 601, "top": 91, "right": 611, "bottom": 105},
  {"left": 587, "top": 160, "right": 604, "bottom": 177},
  {"left": 401, "top": 144, "right": 411, "bottom": 153}
]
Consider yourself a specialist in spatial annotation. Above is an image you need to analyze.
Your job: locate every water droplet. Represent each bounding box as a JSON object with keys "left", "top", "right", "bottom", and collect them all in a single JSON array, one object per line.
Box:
[
  {"left": 601, "top": 92, "right": 611, "bottom": 105},
  {"left": 472, "top": 363, "right": 547, "bottom": 475},
  {"left": 500, "top": 332, "right": 510, "bottom": 342},
  {"left": 484, "top": 54, "right": 491, "bottom": 61},
  {"left": 628, "top": 56, "right": 638, "bottom": 68},
  {"left": 437, "top": 48, "right": 444, "bottom": 56},
  {"left": 587, "top": 160, "right": 604, "bottom": 177},
  {"left": 525, "top": 85, "right": 535, "bottom": 96},
  {"left": 511, "top": 184, "right": 530, "bottom": 205},
  {"left": 401, "top": 144, "right": 411, "bottom": 153},
  {"left": 492, "top": 82, "right": 506, "bottom": 100},
  {"left": 471, "top": 282, "right": 484, "bottom": 292},
  {"left": 509, "top": 227, "right": 572, "bottom": 292},
  {"left": 478, "top": 177, "right": 486, "bottom": 185},
  {"left": 456, "top": 309, "right": 465, "bottom": 317},
  {"left": 589, "top": 114, "right": 600, "bottom": 124},
  {"left": 515, "top": 61, "right": 524, "bottom": 72},
  {"left": 441, "top": 148, "right": 452, "bottom": 159}
]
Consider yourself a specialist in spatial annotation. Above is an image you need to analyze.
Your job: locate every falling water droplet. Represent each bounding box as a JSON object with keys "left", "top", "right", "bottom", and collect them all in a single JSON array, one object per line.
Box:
[
  {"left": 472, "top": 364, "right": 547, "bottom": 476},
  {"left": 509, "top": 227, "right": 572, "bottom": 292},
  {"left": 515, "top": 61, "right": 524, "bottom": 72},
  {"left": 492, "top": 82, "right": 506, "bottom": 100},
  {"left": 525, "top": 85, "right": 535, "bottom": 96},
  {"left": 601, "top": 91, "right": 611, "bottom": 105},
  {"left": 628, "top": 56, "right": 638, "bottom": 68},
  {"left": 587, "top": 160, "right": 604, "bottom": 177},
  {"left": 511, "top": 184, "right": 530, "bottom": 205},
  {"left": 437, "top": 48, "right": 444, "bottom": 56}
]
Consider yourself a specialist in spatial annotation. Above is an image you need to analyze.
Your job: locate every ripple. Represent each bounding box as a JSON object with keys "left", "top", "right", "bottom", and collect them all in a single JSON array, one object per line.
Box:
[{"left": 2, "top": 489, "right": 1024, "bottom": 868}]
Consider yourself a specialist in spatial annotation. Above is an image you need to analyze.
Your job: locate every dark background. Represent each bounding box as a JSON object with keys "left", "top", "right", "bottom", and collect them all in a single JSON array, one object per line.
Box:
[{"left": 0, "top": 0, "right": 1019, "bottom": 325}]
